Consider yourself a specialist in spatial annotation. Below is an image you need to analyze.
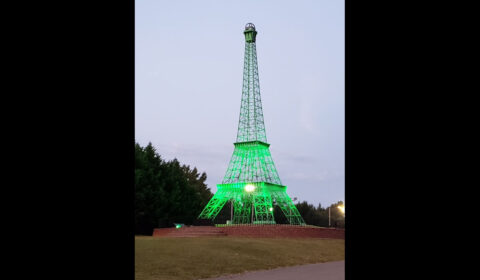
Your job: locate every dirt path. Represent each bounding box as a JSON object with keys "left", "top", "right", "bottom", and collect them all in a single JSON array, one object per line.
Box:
[{"left": 204, "top": 260, "right": 344, "bottom": 280}]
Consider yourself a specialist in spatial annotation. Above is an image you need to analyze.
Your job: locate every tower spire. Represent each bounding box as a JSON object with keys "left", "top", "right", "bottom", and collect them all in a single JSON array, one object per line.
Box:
[{"left": 237, "top": 23, "right": 267, "bottom": 143}]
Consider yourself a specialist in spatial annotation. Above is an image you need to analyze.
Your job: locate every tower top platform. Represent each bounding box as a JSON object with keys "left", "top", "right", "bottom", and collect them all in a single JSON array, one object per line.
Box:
[
  {"left": 245, "top": 23, "right": 255, "bottom": 30},
  {"left": 244, "top": 23, "right": 257, "bottom": 42}
]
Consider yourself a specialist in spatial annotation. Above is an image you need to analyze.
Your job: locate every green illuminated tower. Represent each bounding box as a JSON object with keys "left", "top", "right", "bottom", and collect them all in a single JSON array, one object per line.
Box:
[{"left": 198, "top": 23, "right": 306, "bottom": 225}]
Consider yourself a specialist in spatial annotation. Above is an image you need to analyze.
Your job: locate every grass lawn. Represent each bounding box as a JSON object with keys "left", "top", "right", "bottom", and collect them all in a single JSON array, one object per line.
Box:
[{"left": 135, "top": 236, "right": 345, "bottom": 280}]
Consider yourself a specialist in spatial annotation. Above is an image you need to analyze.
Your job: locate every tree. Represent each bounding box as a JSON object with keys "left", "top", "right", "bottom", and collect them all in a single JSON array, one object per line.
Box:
[
  {"left": 134, "top": 141, "right": 213, "bottom": 235},
  {"left": 135, "top": 142, "right": 167, "bottom": 234},
  {"left": 293, "top": 200, "right": 345, "bottom": 228}
]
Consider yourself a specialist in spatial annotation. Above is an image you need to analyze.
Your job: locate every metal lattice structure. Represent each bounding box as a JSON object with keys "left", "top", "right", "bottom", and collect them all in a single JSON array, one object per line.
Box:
[{"left": 198, "top": 23, "right": 305, "bottom": 225}]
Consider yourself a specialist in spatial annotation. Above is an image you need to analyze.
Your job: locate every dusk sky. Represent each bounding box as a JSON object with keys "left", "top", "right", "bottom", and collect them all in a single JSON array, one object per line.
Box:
[{"left": 135, "top": 0, "right": 344, "bottom": 208}]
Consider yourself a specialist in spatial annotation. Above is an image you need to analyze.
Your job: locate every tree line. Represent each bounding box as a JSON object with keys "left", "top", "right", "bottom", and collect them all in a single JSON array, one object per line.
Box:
[
  {"left": 295, "top": 201, "right": 345, "bottom": 228},
  {"left": 135, "top": 142, "right": 344, "bottom": 234},
  {"left": 135, "top": 142, "right": 213, "bottom": 235}
]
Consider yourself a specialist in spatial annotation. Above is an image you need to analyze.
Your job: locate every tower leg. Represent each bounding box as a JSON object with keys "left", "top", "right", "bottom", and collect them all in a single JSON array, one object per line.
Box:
[
  {"left": 198, "top": 190, "right": 231, "bottom": 220},
  {"left": 253, "top": 191, "right": 275, "bottom": 224},
  {"left": 272, "top": 191, "right": 306, "bottom": 225},
  {"left": 232, "top": 199, "right": 252, "bottom": 224}
]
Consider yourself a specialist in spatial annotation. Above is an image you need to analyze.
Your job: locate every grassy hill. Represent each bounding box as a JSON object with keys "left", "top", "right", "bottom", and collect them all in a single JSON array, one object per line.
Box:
[{"left": 135, "top": 236, "right": 345, "bottom": 280}]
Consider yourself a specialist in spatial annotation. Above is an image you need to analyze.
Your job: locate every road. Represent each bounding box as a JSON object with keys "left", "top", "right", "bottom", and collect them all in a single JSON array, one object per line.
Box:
[{"left": 205, "top": 260, "right": 344, "bottom": 280}]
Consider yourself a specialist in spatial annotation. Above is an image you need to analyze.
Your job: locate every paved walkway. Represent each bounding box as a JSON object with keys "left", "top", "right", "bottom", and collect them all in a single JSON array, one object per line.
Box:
[{"left": 205, "top": 261, "right": 344, "bottom": 280}]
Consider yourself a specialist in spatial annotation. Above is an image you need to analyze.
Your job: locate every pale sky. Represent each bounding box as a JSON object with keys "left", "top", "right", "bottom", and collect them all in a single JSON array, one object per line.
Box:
[{"left": 135, "top": 0, "right": 344, "bottom": 207}]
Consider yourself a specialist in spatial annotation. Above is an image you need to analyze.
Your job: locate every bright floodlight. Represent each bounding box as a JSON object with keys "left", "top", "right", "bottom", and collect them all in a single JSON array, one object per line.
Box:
[
  {"left": 337, "top": 205, "right": 345, "bottom": 213},
  {"left": 245, "top": 184, "right": 255, "bottom": 192},
  {"left": 269, "top": 207, "right": 273, "bottom": 211}
]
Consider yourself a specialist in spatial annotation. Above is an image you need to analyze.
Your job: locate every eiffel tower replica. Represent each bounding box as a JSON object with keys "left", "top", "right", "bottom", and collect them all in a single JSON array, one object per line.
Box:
[{"left": 198, "top": 23, "right": 306, "bottom": 225}]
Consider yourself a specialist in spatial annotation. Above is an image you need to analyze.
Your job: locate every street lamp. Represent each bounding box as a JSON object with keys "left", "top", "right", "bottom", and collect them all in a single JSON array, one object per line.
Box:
[
  {"left": 329, "top": 206, "right": 331, "bottom": 227},
  {"left": 328, "top": 203, "right": 345, "bottom": 227}
]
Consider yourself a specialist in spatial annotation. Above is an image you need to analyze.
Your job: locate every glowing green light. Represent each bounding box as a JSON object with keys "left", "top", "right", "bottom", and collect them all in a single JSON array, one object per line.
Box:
[{"left": 245, "top": 184, "right": 255, "bottom": 192}]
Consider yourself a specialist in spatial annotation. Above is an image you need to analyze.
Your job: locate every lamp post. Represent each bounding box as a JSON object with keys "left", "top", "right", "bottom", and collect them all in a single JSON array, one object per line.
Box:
[
  {"left": 251, "top": 203, "right": 254, "bottom": 223},
  {"left": 328, "top": 203, "right": 345, "bottom": 228},
  {"left": 329, "top": 207, "right": 331, "bottom": 227}
]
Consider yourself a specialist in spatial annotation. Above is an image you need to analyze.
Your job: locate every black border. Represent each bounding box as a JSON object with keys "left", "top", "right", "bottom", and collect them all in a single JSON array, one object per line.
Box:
[
  {"left": 12, "top": 0, "right": 447, "bottom": 278},
  {"left": 16, "top": 1, "right": 136, "bottom": 278}
]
